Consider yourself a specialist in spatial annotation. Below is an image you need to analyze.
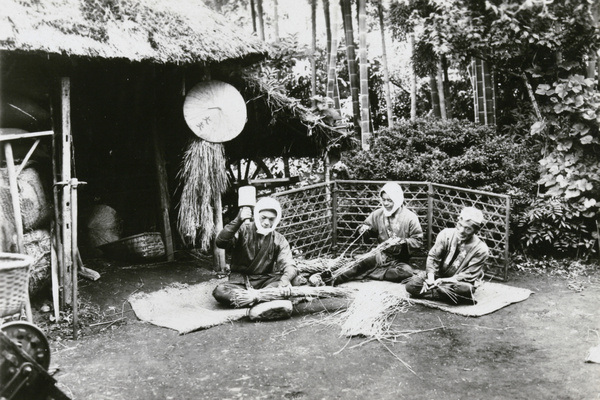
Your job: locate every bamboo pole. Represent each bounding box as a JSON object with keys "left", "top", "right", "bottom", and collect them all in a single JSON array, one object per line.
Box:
[
  {"left": 377, "top": 1, "right": 394, "bottom": 128},
  {"left": 357, "top": 0, "right": 371, "bottom": 148},
  {"left": 311, "top": 0, "right": 317, "bottom": 107}
]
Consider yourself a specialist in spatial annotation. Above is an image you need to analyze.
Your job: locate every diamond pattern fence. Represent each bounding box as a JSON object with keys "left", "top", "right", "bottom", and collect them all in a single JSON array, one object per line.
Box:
[{"left": 273, "top": 180, "right": 511, "bottom": 281}]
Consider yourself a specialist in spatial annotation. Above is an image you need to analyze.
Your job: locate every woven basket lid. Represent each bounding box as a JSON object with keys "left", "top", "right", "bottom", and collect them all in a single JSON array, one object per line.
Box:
[{"left": 183, "top": 80, "right": 247, "bottom": 143}]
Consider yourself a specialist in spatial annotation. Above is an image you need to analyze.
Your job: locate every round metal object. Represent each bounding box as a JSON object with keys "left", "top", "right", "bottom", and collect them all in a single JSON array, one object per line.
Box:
[
  {"left": 1, "top": 321, "right": 51, "bottom": 370},
  {"left": 183, "top": 80, "right": 247, "bottom": 143}
]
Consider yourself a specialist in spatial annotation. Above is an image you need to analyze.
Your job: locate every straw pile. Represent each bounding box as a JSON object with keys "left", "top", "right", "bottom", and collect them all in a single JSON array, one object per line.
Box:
[
  {"left": 177, "top": 140, "right": 228, "bottom": 251},
  {"left": 23, "top": 229, "right": 51, "bottom": 295},
  {"left": 231, "top": 286, "right": 354, "bottom": 308},
  {"left": 339, "top": 287, "right": 410, "bottom": 338}
]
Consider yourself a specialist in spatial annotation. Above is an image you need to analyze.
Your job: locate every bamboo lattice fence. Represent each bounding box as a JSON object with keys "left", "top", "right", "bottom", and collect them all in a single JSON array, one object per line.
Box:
[{"left": 273, "top": 180, "right": 511, "bottom": 281}]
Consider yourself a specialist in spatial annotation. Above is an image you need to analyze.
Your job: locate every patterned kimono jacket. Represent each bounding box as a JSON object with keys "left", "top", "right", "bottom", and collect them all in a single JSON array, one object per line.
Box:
[{"left": 426, "top": 228, "right": 488, "bottom": 284}]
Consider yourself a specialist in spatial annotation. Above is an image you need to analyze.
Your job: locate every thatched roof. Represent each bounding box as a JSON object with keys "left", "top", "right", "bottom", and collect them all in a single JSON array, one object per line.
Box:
[{"left": 0, "top": 0, "right": 266, "bottom": 64}]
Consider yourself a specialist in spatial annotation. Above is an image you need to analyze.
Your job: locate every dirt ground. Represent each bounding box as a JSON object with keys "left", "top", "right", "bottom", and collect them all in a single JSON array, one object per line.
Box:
[{"left": 30, "top": 257, "right": 600, "bottom": 400}]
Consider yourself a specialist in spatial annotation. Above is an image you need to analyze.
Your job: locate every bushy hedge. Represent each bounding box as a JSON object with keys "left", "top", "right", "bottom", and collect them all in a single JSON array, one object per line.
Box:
[{"left": 344, "top": 118, "right": 538, "bottom": 199}]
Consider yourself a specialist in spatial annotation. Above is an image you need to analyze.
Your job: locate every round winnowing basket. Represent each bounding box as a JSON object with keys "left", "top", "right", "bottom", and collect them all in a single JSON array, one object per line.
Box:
[{"left": 183, "top": 80, "right": 247, "bottom": 143}]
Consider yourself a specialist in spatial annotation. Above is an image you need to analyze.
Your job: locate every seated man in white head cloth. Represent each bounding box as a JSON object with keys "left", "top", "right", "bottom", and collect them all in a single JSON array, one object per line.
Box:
[
  {"left": 405, "top": 206, "right": 489, "bottom": 305},
  {"left": 213, "top": 197, "right": 297, "bottom": 319},
  {"left": 332, "top": 182, "right": 423, "bottom": 284}
]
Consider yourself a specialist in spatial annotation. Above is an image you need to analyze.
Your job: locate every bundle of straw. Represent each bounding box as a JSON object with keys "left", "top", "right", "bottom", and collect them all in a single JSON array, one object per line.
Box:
[
  {"left": 295, "top": 257, "right": 347, "bottom": 274},
  {"left": 231, "top": 286, "right": 355, "bottom": 308},
  {"left": 329, "top": 237, "right": 403, "bottom": 282},
  {"left": 339, "top": 288, "right": 410, "bottom": 338},
  {"left": 177, "top": 139, "right": 228, "bottom": 251}
]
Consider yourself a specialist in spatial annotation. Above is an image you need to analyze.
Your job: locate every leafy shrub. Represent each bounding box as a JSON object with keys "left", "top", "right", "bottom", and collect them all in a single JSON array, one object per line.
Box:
[
  {"left": 514, "top": 197, "right": 597, "bottom": 258},
  {"left": 343, "top": 118, "right": 538, "bottom": 199}
]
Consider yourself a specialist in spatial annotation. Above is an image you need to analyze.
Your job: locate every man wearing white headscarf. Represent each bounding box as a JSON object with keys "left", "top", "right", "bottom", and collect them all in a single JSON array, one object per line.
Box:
[
  {"left": 212, "top": 197, "right": 297, "bottom": 318},
  {"left": 405, "top": 206, "right": 489, "bottom": 305},
  {"left": 333, "top": 182, "right": 423, "bottom": 284}
]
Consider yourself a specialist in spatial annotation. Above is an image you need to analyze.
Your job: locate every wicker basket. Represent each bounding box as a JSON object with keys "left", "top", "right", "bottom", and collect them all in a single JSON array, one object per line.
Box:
[
  {"left": 0, "top": 252, "right": 33, "bottom": 318},
  {"left": 98, "top": 232, "right": 165, "bottom": 261}
]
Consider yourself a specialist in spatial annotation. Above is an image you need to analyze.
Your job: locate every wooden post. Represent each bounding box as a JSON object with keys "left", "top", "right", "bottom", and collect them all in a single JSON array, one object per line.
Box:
[
  {"left": 61, "top": 77, "right": 73, "bottom": 304},
  {"left": 3, "top": 141, "right": 24, "bottom": 253},
  {"left": 150, "top": 67, "right": 174, "bottom": 262},
  {"left": 71, "top": 179, "right": 79, "bottom": 339},
  {"left": 427, "top": 183, "right": 434, "bottom": 249},
  {"left": 213, "top": 195, "right": 226, "bottom": 272},
  {"left": 51, "top": 223, "right": 60, "bottom": 322}
]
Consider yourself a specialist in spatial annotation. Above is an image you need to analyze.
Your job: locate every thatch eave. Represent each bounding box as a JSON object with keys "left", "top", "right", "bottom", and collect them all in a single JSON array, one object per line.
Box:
[{"left": 0, "top": 0, "right": 267, "bottom": 65}]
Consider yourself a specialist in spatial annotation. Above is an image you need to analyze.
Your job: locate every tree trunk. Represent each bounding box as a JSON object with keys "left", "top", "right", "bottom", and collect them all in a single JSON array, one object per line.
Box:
[
  {"left": 429, "top": 74, "right": 441, "bottom": 118},
  {"left": 442, "top": 56, "right": 453, "bottom": 119},
  {"left": 250, "top": 0, "right": 257, "bottom": 34},
  {"left": 436, "top": 60, "right": 447, "bottom": 119},
  {"left": 324, "top": 0, "right": 332, "bottom": 57},
  {"left": 410, "top": 34, "right": 417, "bottom": 121},
  {"left": 325, "top": 0, "right": 342, "bottom": 112},
  {"left": 589, "top": 2, "right": 599, "bottom": 85},
  {"left": 377, "top": 0, "right": 394, "bottom": 128},
  {"left": 311, "top": 0, "right": 317, "bottom": 107},
  {"left": 340, "top": 0, "right": 361, "bottom": 138},
  {"left": 358, "top": 0, "right": 371, "bottom": 148},
  {"left": 273, "top": 0, "right": 280, "bottom": 40},
  {"left": 256, "top": 0, "right": 265, "bottom": 41}
]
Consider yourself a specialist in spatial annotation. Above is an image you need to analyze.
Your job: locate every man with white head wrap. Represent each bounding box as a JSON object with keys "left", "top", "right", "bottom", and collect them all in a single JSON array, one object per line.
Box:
[
  {"left": 213, "top": 197, "right": 297, "bottom": 319},
  {"left": 405, "top": 206, "right": 489, "bottom": 305},
  {"left": 332, "top": 182, "right": 423, "bottom": 284}
]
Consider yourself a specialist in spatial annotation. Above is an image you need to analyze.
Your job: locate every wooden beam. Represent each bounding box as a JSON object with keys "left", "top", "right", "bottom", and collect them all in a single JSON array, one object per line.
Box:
[{"left": 0, "top": 130, "right": 53, "bottom": 142}]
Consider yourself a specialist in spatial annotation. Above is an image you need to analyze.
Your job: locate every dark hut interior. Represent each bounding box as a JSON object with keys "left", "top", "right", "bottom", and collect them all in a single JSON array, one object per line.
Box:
[{"left": 1, "top": 51, "right": 348, "bottom": 257}]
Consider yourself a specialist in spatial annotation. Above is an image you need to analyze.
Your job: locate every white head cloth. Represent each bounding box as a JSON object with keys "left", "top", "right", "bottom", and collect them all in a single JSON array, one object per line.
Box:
[
  {"left": 380, "top": 182, "right": 404, "bottom": 217},
  {"left": 460, "top": 207, "right": 484, "bottom": 228},
  {"left": 254, "top": 197, "right": 282, "bottom": 235}
]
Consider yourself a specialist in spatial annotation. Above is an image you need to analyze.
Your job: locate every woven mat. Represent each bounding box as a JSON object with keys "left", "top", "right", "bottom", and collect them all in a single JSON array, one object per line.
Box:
[
  {"left": 340, "top": 280, "right": 533, "bottom": 317},
  {"left": 128, "top": 278, "right": 247, "bottom": 335}
]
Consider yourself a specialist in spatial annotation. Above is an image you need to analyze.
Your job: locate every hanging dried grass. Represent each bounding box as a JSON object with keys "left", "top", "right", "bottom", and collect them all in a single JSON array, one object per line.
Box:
[
  {"left": 230, "top": 286, "right": 355, "bottom": 308},
  {"left": 177, "top": 139, "right": 229, "bottom": 251},
  {"left": 339, "top": 288, "right": 410, "bottom": 338}
]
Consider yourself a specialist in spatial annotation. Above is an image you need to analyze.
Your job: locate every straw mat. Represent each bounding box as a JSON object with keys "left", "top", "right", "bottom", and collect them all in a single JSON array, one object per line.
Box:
[
  {"left": 128, "top": 278, "right": 247, "bottom": 335},
  {"left": 340, "top": 280, "right": 533, "bottom": 317}
]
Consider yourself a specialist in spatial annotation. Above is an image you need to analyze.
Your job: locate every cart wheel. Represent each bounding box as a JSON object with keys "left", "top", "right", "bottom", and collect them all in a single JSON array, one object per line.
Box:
[{"left": 1, "top": 321, "right": 51, "bottom": 370}]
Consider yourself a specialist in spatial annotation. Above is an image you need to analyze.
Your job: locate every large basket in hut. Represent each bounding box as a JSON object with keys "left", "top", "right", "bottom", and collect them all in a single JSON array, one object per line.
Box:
[
  {"left": 0, "top": 252, "right": 33, "bottom": 318},
  {"left": 98, "top": 232, "right": 165, "bottom": 261}
]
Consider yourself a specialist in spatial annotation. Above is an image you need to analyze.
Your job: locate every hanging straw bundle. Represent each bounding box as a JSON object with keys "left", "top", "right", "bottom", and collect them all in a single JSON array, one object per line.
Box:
[
  {"left": 339, "top": 287, "right": 410, "bottom": 338},
  {"left": 231, "top": 286, "right": 355, "bottom": 308},
  {"left": 177, "top": 139, "right": 228, "bottom": 251}
]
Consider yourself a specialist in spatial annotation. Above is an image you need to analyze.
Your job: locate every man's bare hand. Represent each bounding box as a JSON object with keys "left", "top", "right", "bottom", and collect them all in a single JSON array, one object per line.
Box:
[
  {"left": 358, "top": 224, "right": 370, "bottom": 235},
  {"left": 279, "top": 283, "right": 292, "bottom": 297},
  {"left": 239, "top": 206, "right": 252, "bottom": 222}
]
